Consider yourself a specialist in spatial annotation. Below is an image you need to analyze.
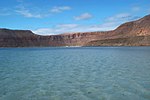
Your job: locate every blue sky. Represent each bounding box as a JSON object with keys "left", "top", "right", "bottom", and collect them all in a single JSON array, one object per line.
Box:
[{"left": 0, "top": 0, "right": 150, "bottom": 35}]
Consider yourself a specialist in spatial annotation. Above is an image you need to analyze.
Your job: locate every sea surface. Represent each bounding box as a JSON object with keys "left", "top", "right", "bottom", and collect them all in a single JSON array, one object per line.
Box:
[{"left": 0, "top": 47, "right": 150, "bottom": 100}]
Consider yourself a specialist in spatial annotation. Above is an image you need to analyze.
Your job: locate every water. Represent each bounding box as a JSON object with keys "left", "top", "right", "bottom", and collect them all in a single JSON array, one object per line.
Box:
[{"left": 0, "top": 47, "right": 150, "bottom": 100}]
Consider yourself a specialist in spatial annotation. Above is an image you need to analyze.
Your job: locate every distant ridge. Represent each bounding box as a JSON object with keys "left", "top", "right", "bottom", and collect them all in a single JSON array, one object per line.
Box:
[{"left": 0, "top": 14, "right": 150, "bottom": 47}]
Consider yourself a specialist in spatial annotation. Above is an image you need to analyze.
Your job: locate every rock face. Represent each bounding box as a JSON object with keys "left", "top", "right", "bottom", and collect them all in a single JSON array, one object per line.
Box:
[
  {"left": 0, "top": 14, "right": 150, "bottom": 47},
  {"left": 85, "top": 14, "right": 150, "bottom": 46}
]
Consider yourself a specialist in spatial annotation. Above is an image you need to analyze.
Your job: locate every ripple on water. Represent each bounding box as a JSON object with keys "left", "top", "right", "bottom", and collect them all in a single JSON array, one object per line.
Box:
[{"left": 0, "top": 47, "right": 150, "bottom": 100}]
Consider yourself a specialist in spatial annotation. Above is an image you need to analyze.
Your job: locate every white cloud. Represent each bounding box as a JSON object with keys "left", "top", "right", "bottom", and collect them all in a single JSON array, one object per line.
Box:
[
  {"left": 74, "top": 13, "right": 93, "bottom": 20},
  {"left": 33, "top": 23, "right": 116, "bottom": 35},
  {"left": 106, "top": 13, "right": 140, "bottom": 26},
  {"left": 33, "top": 12, "right": 141, "bottom": 35},
  {"left": 15, "top": 5, "right": 49, "bottom": 18},
  {"left": 16, "top": 9, "right": 42, "bottom": 18},
  {"left": 56, "top": 24, "right": 78, "bottom": 28},
  {"left": 50, "top": 6, "right": 71, "bottom": 13},
  {"left": 103, "top": 13, "right": 140, "bottom": 31},
  {"left": 107, "top": 13, "right": 131, "bottom": 22},
  {"left": 33, "top": 24, "right": 79, "bottom": 35},
  {"left": 132, "top": 6, "right": 140, "bottom": 12},
  {"left": 16, "top": 0, "right": 71, "bottom": 18},
  {"left": 16, "top": 6, "right": 71, "bottom": 18}
]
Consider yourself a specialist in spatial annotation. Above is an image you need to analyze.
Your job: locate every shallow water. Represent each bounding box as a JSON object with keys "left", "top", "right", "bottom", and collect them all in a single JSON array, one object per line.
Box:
[{"left": 0, "top": 47, "right": 150, "bottom": 100}]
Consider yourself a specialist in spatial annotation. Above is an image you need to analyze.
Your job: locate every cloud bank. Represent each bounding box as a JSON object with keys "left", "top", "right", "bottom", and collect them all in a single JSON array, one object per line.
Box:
[
  {"left": 74, "top": 13, "right": 93, "bottom": 20},
  {"left": 33, "top": 12, "right": 140, "bottom": 35}
]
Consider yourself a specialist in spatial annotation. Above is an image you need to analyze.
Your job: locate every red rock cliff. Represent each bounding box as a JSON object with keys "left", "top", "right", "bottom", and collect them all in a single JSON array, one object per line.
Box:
[{"left": 0, "top": 14, "right": 150, "bottom": 47}]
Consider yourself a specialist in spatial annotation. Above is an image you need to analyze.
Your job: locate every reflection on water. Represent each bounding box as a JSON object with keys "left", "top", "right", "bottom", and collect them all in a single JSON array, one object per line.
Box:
[{"left": 0, "top": 47, "right": 150, "bottom": 100}]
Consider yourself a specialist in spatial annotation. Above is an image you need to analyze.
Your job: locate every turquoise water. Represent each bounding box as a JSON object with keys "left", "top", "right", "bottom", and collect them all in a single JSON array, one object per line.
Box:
[{"left": 0, "top": 47, "right": 150, "bottom": 100}]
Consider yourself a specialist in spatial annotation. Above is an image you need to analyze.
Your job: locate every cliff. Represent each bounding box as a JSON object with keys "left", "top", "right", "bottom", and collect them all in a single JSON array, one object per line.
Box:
[
  {"left": 86, "top": 14, "right": 150, "bottom": 46},
  {"left": 0, "top": 14, "right": 150, "bottom": 47}
]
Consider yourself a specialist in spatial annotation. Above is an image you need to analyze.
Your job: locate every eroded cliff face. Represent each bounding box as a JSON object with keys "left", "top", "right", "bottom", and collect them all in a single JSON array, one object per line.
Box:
[
  {"left": 0, "top": 29, "right": 38, "bottom": 47},
  {"left": 55, "top": 31, "right": 112, "bottom": 46},
  {"left": 0, "top": 14, "right": 150, "bottom": 47},
  {"left": 0, "top": 29, "right": 112, "bottom": 47},
  {"left": 85, "top": 14, "right": 150, "bottom": 46}
]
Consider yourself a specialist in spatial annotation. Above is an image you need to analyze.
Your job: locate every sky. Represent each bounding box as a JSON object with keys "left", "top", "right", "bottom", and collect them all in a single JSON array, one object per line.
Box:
[{"left": 0, "top": 0, "right": 150, "bottom": 35}]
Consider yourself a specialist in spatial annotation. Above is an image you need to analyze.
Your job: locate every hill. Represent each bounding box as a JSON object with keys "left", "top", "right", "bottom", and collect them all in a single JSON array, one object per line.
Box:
[{"left": 0, "top": 14, "right": 150, "bottom": 47}]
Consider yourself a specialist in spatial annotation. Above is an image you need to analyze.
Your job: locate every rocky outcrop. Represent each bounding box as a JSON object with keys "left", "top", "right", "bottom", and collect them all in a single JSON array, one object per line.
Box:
[
  {"left": 85, "top": 36, "right": 150, "bottom": 46},
  {"left": 0, "top": 28, "right": 112, "bottom": 47},
  {"left": 85, "top": 14, "right": 150, "bottom": 46},
  {"left": 0, "top": 14, "right": 150, "bottom": 47}
]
